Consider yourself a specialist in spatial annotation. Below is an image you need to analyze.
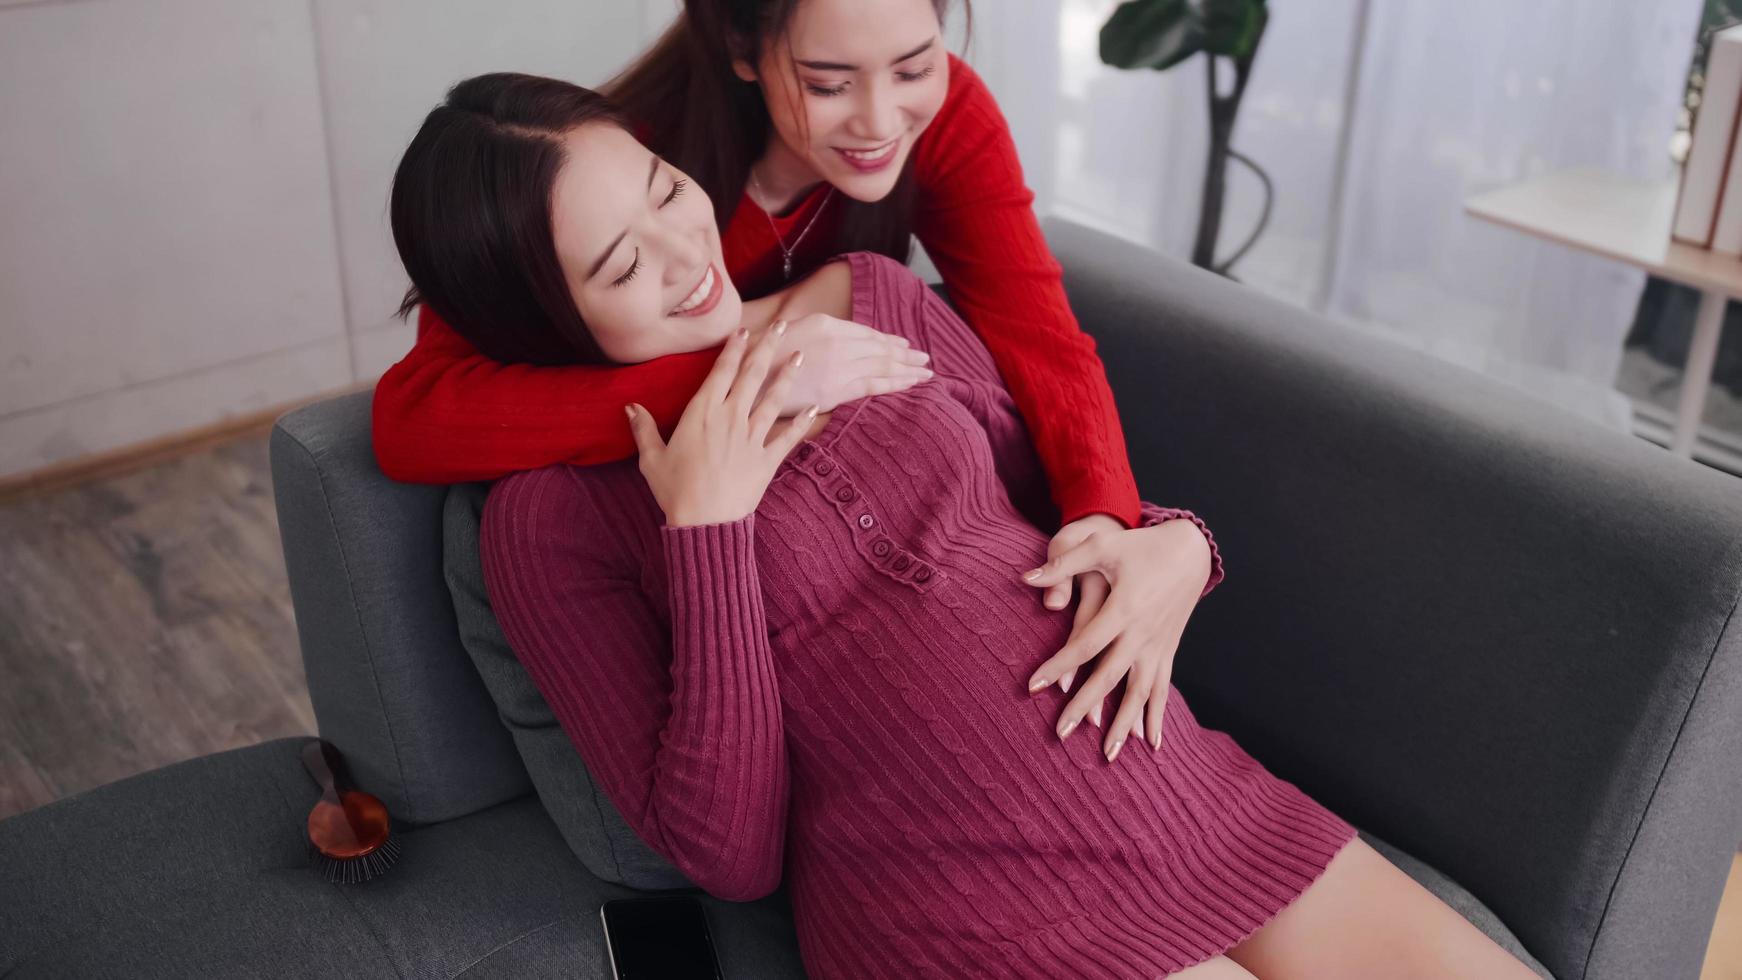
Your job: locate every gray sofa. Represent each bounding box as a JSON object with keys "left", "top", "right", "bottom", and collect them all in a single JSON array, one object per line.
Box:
[{"left": 3, "top": 218, "right": 1740, "bottom": 979}]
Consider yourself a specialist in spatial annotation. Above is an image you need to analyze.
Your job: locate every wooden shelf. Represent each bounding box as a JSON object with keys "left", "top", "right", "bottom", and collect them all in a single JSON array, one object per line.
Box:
[{"left": 1464, "top": 168, "right": 1742, "bottom": 299}]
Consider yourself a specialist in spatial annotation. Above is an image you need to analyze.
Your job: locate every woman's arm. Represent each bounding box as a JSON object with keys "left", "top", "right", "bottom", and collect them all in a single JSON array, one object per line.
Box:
[
  {"left": 481, "top": 466, "right": 789, "bottom": 901},
  {"left": 372, "top": 305, "right": 924, "bottom": 484},
  {"left": 372, "top": 306, "right": 714, "bottom": 483},
  {"left": 912, "top": 55, "right": 1142, "bottom": 531}
]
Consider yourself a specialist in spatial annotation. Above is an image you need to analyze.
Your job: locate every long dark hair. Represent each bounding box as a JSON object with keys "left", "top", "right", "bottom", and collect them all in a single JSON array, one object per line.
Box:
[
  {"left": 389, "top": 73, "right": 621, "bottom": 365},
  {"left": 600, "top": 0, "right": 970, "bottom": 270}
]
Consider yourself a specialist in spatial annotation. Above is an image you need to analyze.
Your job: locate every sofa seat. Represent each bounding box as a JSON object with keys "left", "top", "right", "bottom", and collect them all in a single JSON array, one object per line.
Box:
[
  {"left": 0, "top": 738, "right": 807, "bottom": 979},
  {"left": 0, "top": 737, "right": 1548, "bottom": 978}
]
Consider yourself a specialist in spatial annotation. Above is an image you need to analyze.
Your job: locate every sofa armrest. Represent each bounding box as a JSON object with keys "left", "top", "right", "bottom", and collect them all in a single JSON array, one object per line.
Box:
[
  {"left": 1044, "top": 218, "right": 1742, "bottom": 980},
  {"left": 271, "top": 391, "right": 530, "bottom": 825}
]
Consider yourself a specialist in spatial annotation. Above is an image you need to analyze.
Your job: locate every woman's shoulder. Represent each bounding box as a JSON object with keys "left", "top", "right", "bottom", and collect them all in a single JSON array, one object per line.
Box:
[
  {"left": 782, "top": 251, "right": 929, "bottom": 339},
  {"left": 830, "top": 251, "right": 998, "bottom": 380},
  {"left": 941, "top": 52, "right": 992, "bottom": 111},
  {"left": 922, "top": 53, "right": 1001, "bottom": 148},
  {"left": 830, "top": 251, "right": 940, "bottom": 343},
  {"left": 483, "top": 462, "right": 654, "bottom": 566}
]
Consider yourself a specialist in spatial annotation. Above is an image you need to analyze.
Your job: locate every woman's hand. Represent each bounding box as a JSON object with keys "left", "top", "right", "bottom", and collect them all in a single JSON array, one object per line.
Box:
[
  {"left": 626, "top": 323, "right": 817, "bottom": 528},
  {"left": 1035, "top": 515, "right": 1124, "bottom": 698},
  {"left": 763, "top": 313, "right": 932, "bottom": 414},
  {"left": 1020, "top": 519, "right": 1213, "bottom": 762}
]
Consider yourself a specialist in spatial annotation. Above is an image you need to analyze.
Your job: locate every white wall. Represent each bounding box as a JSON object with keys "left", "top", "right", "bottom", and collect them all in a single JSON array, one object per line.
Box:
[
  {"left": 0, "top": 0, "right": 672, "bottom": 478},
  {"left": 0, "top": 0, "right": 1057, "bottom": 480}
]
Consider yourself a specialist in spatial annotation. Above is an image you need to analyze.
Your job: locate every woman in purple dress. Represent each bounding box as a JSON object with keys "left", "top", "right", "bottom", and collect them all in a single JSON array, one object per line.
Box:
[{"left": 389, "top": 73, "right": 1539, "bottom": 980}]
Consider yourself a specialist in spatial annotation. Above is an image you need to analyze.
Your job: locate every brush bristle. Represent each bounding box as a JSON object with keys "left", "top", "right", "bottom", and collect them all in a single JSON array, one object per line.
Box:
[{"left": 309, "top": 832, "right": 402, "bottom": 885}]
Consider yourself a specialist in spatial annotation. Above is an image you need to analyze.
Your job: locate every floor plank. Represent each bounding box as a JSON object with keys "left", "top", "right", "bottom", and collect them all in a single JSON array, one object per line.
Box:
[{"left": 0, "top": 434, "right": 313, "bottom": 818}]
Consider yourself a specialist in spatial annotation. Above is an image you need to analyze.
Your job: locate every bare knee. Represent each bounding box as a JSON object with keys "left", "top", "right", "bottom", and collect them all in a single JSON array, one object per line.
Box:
[
  {"left": 1226, "top": 838, "right": 1539, "bottom": 980},
  {"left": 1170, "top": 954, "right": 1259, "bottom": 979}
]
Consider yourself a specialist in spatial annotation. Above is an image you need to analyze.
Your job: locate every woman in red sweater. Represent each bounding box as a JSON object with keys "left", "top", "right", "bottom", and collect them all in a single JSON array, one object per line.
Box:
[
  {"left": 391, "top": 71, "right": 1541, "bottom": 980},
  {"left": 379, "top": 0, "right": 1161, "bottom": 754}
]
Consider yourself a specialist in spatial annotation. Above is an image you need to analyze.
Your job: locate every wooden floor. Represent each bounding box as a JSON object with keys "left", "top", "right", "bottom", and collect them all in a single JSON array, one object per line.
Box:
[
  {"left": 0, "top": 432, "right": 1738, "bottom": 976},
  {"left": 0, "top": 434, "right": 313, "bottom": 820}
]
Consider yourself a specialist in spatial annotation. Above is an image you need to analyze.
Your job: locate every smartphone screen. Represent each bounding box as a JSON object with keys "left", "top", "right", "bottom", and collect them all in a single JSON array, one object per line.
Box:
[{"left": 600, "top": 896, "right": 724, "bottom": 980}]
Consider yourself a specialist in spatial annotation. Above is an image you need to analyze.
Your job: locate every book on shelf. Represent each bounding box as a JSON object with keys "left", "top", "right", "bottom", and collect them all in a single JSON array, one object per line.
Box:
[{"left": 1675, "top": 23, "right": 1742, "bottom": 250}]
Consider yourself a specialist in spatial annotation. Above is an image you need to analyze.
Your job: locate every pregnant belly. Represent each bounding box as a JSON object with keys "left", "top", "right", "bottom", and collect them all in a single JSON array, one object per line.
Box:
[{"left": 777, "top": 536, "right": 1081, "bottom": 781}]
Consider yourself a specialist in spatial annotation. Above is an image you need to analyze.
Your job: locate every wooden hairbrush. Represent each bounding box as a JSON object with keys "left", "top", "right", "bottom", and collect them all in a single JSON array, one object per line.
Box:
[{"left": 301, "top": 737, "right": 401, "bottom": 884}]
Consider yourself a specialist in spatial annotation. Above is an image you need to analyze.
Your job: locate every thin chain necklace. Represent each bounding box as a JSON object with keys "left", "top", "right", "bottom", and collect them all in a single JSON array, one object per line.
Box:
[{"left": 750, "top": 166, "right": 836, "bottom": 281}]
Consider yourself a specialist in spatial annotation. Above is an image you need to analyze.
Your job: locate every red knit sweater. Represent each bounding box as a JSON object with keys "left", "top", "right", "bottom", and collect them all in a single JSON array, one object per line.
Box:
[{"left": 373, "top": 54, "right": 1142, "bottom": 529}]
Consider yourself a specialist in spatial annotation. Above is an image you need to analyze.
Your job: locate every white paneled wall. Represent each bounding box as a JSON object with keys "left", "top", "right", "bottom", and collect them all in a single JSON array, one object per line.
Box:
[
  {"left": 310, "top": 0, "right": 653, "bottom": 377},
  {"left": 0, "top": 0, "right": 670, "bottom": 478},
  {"left": 0, "top": 0, "right": 1047, "bottom": 479}
]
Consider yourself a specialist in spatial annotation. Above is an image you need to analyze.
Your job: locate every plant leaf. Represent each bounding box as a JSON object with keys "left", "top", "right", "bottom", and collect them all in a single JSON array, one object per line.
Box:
[
  {"left": 1200, "top": 0, "right": 1268, "bottom": 59},
  {"left": 1099, "top": 0, "right": 1205, "bottom": 71}
]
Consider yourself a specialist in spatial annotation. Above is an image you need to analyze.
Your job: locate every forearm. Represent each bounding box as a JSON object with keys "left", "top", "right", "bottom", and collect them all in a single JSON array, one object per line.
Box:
[
  {"left": 372, "top": 311, "right": 716, "bottom": 483},
  {"left": 651, "top": 517, "right": 790, "bottom": 900},
  {"left": 481, "top": 473, "right": 789, "bottom": 901}
]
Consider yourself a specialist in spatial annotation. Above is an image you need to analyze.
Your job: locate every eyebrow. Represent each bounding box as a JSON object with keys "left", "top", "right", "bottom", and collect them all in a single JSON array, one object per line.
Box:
[
  {"left": 587, "top": 154, "right": 663, "bottom": 281},
  {"left": 796, "top": 37, "right": 935, "bottom": 72}
]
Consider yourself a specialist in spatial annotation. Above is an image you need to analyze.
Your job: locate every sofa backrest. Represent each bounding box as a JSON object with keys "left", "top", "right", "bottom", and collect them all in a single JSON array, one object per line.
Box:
[{"left": 270, "top": 390, "right": 532, "bottom": 825}]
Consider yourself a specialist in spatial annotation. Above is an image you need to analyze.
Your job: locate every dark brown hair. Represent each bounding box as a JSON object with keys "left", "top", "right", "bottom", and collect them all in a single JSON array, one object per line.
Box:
[
  {"left": 391, "top": 3, "right": 971, "bottom": 366},
  {"left": 390, "top": 73, "right": 621, "bottom": 365},
  {"left": 600, "top": 0, "right": 969, "bottom": 269}
]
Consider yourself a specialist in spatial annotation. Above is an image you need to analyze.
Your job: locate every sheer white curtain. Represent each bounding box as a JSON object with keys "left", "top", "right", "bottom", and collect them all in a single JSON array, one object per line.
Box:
[{"left": 1009, "top": 0, "right": 1703, "bottom": 431}]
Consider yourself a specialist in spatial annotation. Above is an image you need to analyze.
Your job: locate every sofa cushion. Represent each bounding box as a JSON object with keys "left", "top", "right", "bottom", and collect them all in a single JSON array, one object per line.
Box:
[
  {"left": 271, "top": 393, "right": 533, "bottom": 825},
  {"left": 0, "top": 737, "right": 806, "bottom": 979},
  {"left": 444, "top": 481, "right": 692, "bottom": 890}
]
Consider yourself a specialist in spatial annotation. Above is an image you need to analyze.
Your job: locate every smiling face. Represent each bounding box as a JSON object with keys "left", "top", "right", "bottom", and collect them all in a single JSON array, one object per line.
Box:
[
  {"left": 736, "top": 0, "right": 950, "bottom": 203},
  {"left": 549, "top": 123, "right": 744, "bottom": 363}
]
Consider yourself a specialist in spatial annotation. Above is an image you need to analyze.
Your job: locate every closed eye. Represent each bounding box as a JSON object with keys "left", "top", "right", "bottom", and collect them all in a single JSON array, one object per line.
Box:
[
  {"left": 610, "top": 176, "right": 685, "bottom": 286},
  {"left": 612, "top": 249, "right": 640, "bottom": 287}
]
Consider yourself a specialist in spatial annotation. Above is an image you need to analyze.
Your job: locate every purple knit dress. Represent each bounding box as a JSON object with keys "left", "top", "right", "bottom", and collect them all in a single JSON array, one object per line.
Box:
[{"left": 482, "top": 251, "right": 1358, "bottom": 979}]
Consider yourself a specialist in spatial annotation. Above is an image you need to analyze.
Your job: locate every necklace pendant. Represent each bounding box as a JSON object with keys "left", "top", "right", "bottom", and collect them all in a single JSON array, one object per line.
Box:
[{"left": 782, "top": 253, "right": 793, "bottom": 280}]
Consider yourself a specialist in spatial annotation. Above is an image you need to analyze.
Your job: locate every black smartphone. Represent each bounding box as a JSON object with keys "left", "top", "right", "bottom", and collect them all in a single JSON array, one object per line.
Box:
[{"left": 600, "top": 896, "right": 725, "bottom": 979}]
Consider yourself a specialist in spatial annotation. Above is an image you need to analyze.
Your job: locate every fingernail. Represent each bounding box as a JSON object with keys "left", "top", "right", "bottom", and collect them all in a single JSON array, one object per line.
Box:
[
  {"left": 916, "top": 351, "right": 930, "bottom": 362},
  {"left": 1058, "top": 717, "right": 1079, "bottom": 739},
  {"left": 1022, "top": 568, "right": 1041, "bottom": 581},
  {"left": 806, "top": 404, "right": 819, "bottom": 417},
  {"left": 775, "top": 319, "right": 788, "bottom": 335},
  {"left": 920, "top": 368, "right": 934, "bottom": 378},
  {"left": 1044, "top": 595, "right": 1063, "bottom": 610},
  {"left": 736, "top": 327, "right": 748, "bottom": 339},
  {"left": 792, "top": 351, "right": 804, "bottom": 368},
  {"left": 1107, "top": 738, "right": 1124, "bottom": 763},
  {"left": 623, "top": 404, "right": 634, "bottom": 420},
  {"left": 1150, "top": 730, "right": 1161, "bottom": 751},
  {"left": 1059, "top": 670, "right": 1074, "bottom": 694},
  {"left": 1027, "top": 676, "right": 1048, "bottom": 694},
  {"left": 1090, "top": 703, "right": 1102, "bottom": 728}
]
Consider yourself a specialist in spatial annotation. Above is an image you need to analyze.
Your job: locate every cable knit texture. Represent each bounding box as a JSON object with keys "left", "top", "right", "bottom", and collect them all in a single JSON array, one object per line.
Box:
[
  {"left": 482, "top": 252, "right": 1354, "bottom": 978},
  {"left": 376, "top": 54, "right": 1142, "bottom": 529}
]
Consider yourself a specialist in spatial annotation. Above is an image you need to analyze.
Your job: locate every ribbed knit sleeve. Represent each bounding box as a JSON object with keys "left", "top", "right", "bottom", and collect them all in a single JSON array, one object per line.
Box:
[
  {"left": 480, "top": 467, "right": 789, "bottom": 901},
  {"left": 912, "top": 56, "right": 1142, "bottom": 530},
  {"left": 371, "top": 306, "right": 717, "bottom": 484}
]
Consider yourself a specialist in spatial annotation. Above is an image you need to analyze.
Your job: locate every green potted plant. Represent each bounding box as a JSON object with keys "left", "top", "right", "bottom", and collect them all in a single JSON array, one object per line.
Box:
[{"left": 1099, "top": 0, "right": 1271, "bottom": 276}]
